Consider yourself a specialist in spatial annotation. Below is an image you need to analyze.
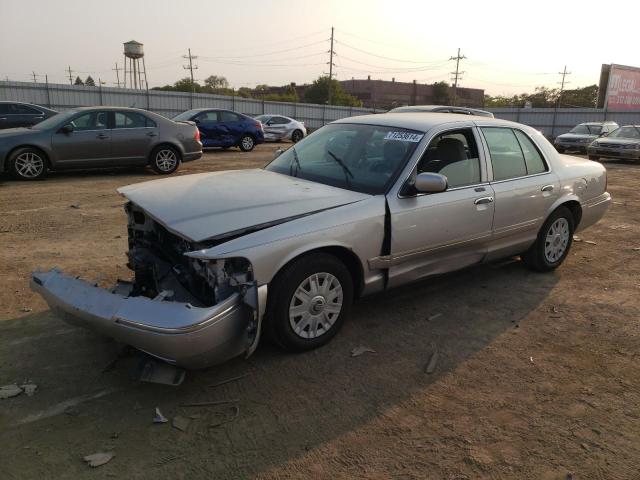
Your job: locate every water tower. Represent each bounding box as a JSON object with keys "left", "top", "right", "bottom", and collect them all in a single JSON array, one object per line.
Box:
[{"left": 123, "top": 40, "right": 147, "bottom": 89}]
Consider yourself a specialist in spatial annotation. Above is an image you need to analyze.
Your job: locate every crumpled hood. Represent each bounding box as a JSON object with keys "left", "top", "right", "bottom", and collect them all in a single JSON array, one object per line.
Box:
[
  {"left": 118, "top": 169, "right": 370, "bottom": 242},
  {"left": 556, "top": 133, "right": 596, "bottom": 141}
]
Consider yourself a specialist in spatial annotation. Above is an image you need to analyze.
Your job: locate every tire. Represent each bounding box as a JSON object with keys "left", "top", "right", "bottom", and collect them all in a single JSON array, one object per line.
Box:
[
  {"left": 239, "top": 135, "right": 255, "bottom": 152},
  {"left": 523, "top": 206, "right": 574, "bottom": 272},
  {"left": 150, "top": 145, "right": 180, "bottom": 174},
  {"left": 9, "top": 147, "right": 48, "bottom": 180},
  {"left": 588, "top": 155, "right": 600, "bottom": 161},
  {"left": 556, "top": 146, "right": 565, "bottom": 153},
  {"left": 266, "top": 253, "right": 353, "bottom": 352},
  {"left": 291, "top": 129, "right": 304, "bottom": 143}
]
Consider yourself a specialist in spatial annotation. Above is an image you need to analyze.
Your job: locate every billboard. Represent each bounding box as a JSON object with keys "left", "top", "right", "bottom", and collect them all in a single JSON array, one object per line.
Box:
[{"left": 598, "top": 64, "right": 640, "bottom": 110}]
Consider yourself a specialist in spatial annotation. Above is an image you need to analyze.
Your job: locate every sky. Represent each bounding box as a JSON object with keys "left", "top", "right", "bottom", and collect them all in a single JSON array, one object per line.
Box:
[{"left": 1, "top": 0, "right": 639, "bottom": 96}]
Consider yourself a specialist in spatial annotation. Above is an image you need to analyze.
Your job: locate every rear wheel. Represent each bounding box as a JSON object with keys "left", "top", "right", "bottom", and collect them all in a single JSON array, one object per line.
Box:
[
  {"left": 291, "top": 129, "right": 304, "bottom": 143},
  {"left": 523, "top": 206, "right": 574, "bottom": 272},
  {"left": 10, "top": 147, "right": 47, "bottom": 180},
  {"left": 266, "top": 253, "right": 353, "bottom": 352},
  {"left": 239, "top": 135, "right": 255, "bottom": 152},
  {"left": 150, "top": 146, "right": 180, "bottom": 174}
]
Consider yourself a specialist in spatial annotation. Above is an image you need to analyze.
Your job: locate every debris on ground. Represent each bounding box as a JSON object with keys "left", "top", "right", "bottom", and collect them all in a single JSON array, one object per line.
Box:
[
  {"left": 83, "top": 452, "right": 114, "bottom": 468},
  {"left": 530, "top": 356, "right": 535, "bottom": 364},
  {"left": 0, "top": 384, "right": 23, "bottom": 399},
  {"left": 351, "top": 346, "right": 376, "bottom": 357},
  {"left": 20, "top": 307, "right": 32, "bottom": 313},
  {"left": 609, "top": 224, "right": 630, "bottom": 230},
  {"left": 21, "top": 384, "right": 37, "bottom": 397},
  {"left": 209, "top": 405, "right": 240, "bottom": 428},
  {"left": 181, "top": 399, "right": 239, "bottom": 408},
  {"left": 427, "top": 313, "right": 443, "bottom": 321},
  {"left": 584, "top": 240, "right": 597, "bottom": 245},
  {"left": 207, "top": 373, "right": 250, "bottom": 388},
  {"left": 573, "top": 235, "right": 582, "bottom": 242},
  {"left": 172, "top": 415, "right": 191, "bottom": 432},
  {"left": 136, "top": 357, "right": 185, "bottom": 386},
  {"left": 154, "top": 454, "right": 185, "bottom": 467},
  {"left": 153, "top": 407, "right": 168, "bottom": 424},
  {"left": 70, "top": 203, "right": 81, "bottom": 209},
  {"left": 64, "top": 405, "right": 80, "bottom": 416},
  {"left": 632, "top": 247, "right": 640, "bottom": 252},
  {"left": 425, "top": 342, "right": 439, "bottom": 374}
]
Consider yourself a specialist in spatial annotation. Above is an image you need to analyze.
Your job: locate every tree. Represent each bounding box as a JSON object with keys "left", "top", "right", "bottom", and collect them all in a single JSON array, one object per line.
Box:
[
  {"left": 203, "top": 75, "right": 229, "bottom": 90},
  {"left": 237, "top": 87, "right": 253, "bottom": 98},
  {"left": 85, "top": 75, "right": 95, "bottom": 86},
  {"left": 303, "top": 76, "right": 362, "bottom": 107},
  {"left": 432, "top": 81, "right": 450, "bottom": 105},
  {"left": 74, "top": 76, "right": 84, "bottom": 86},
  {"left": 561, "top": 84, "right": 598, "bottom": 108}
]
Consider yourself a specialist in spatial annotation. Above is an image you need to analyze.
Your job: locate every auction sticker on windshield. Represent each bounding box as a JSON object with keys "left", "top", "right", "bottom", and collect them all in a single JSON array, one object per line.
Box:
[{"left": 384, "top": 131, "right": 424, "bottom": 142}]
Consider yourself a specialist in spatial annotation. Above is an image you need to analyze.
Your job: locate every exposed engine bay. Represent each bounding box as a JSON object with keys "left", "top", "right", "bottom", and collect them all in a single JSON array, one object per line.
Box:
[{"left": 124, "top": 202, "right": 255, "bottom": 309}]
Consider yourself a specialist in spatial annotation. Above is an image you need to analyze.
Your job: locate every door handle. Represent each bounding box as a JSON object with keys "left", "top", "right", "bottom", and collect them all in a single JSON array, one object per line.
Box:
[
  {"left": 474, "top": 196, "right": 494, "bottom": 205},
  {"left": 541, "top": 184, "right": 554, "bottom": 192},
  {"left": 96, "top": 134, "right": 109, "bottom": 139},
  {"left": 0, "top": 117, "right": 7, "bottom": 121},
  {"left": 146, "top": 131, "right": 158, "bottom": 137}
]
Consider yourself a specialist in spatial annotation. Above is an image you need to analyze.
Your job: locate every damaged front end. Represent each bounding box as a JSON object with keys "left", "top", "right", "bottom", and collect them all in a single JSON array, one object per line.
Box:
[{"left": 31, "top": 202, "right": 267, "bottom": 369}]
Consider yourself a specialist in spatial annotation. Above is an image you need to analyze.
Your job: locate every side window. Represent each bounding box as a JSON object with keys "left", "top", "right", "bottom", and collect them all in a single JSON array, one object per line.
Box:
[
  {"left": 70, "top": 112, "right": 108, "bottom": 131},
  {"left": 0, "top": 104, "right": 9, "bottom": 114},
  {"left": 270, "top": 116, "right": 289, "bottom": 125},
  {"left": 481, "top": 127, "right": 527, "bottom": 181},
  {"left": 513, "top": 130, "right": 547, "bottom": 175},
  {"left": 195, "top": 111, "right": 219, "bottom": 123},
  {"left": 114, "top": 112, "right": 149, "bottom": 129},
  {"left": 417, "top": 128, "right": 481, "bottom": 188},
  {"left": 14, "top": 104, "right": 41, "bottom": 115},
  {"left": 220, "top": 111, "right": 240, "bottom": 122}
]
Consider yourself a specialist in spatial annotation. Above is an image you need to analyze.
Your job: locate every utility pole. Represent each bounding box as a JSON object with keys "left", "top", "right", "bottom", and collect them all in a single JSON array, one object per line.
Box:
[
  {"left": 32, "top": 71, "right": 38, "bottom": 83},
  {"left": 113, "top": 63, "right": 122, "bottom": 88},
  {"left": 557, "top": 65, "right": 571, "bottom": 107},
  {"left": 183, "top": 48, "right": 198, "bottom": 93},
  {"left": 67, "top": 66, "right": 74, "bottom": 85},
  {"left": 327, "top": 27, "right": 335, "bottom": 106},
  {"left": 449, "top": 48, "right": 466, "bottom": 106}
]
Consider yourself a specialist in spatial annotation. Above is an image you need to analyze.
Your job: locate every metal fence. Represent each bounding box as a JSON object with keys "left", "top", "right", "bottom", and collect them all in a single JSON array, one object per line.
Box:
[
  {"left": 0, "top": 80, "right": 380, "bottom": 130},
  {"left": 3, "top": 80, "right": 640, "bottom": 137}
]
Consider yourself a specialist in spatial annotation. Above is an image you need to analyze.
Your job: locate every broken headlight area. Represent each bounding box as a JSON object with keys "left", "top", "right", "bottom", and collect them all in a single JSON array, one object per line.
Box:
[{"left": 124, "top": 202, "right": 255, "bottom": 309}]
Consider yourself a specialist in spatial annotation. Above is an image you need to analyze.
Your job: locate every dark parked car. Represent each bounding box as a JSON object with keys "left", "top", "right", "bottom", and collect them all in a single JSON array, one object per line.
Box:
[
  {"left": 389, "top": 105, "right": 494, "bottom": 117},
  {"left": 0, "top": 106, "right": 202, "bottom": 180},
  {"left": 588, "top": 125, "right": 640, "bottom": 161},
  {"left": 0, "top": 101, "right": 57, "bottom": 129},
  {"left": 173, "top": 109, "right": 264, "bottom": 151},
  {"left": 554, "top": 121, "right": 619, "bottom": 153}
]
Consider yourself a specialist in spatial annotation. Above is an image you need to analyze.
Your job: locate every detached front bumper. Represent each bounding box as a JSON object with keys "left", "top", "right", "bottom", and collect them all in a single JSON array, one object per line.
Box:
[{"left": 31, "top": 269, "right": 251, "bottom": 369}]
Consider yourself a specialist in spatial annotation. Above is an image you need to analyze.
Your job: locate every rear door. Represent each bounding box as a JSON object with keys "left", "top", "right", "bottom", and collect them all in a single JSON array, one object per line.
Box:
[
  {"left": 111, "top": 111, "right": 158, "bottom": 165},
  {"left": 264, "top": 115, "right": 290, "bottom": 139},
  {"left": 219, "top": 111, "right": 243, "bottom": 146},
  {"left": 479, "top": 126, "right": 560, "bottom": 260},
  {"left": 386, "top": 125, "right": 495, "bottom": 287},
  {"left": 51, "top": 111, "right": 112, "bottom": 167}
]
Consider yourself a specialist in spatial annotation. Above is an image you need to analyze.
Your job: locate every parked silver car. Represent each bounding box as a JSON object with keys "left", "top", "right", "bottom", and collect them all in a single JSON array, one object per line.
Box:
[
  {"left": 587, "top": 125, "right": 640, "bottom": 161},
  {"left": 255, "top": 114, "right": 306, "bottom": 142},
  {"left": 554, "top": 121, "right": 619, "bottom": 153},
  {"left": 0, "top": 106, "right": 202, "bottom": 180},
  {"left": 32, "top": 113, "right": 610, "bottom": 368}
]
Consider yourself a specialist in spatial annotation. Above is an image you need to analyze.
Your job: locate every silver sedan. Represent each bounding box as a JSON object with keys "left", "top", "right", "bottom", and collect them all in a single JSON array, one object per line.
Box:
[
  {"left": 256, "top": 114, "right": 306, "bottom": 142},
  {"left": 32, "top": 113, "right": 610, "bottom": 368}
]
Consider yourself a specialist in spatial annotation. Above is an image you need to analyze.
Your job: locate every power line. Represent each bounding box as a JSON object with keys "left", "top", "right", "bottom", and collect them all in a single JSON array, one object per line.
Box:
[
  {"left": 449, "top": 48, "right": 466, "bottom": 106},
  {"left": 336, "top": 40, "right": 448, "bottom": 65},
  {"left": 113, "top": 63, "right": 122, "bottom": 88},
  {"left": 199, "top": 40, "right": 327, "bottom": 60}
]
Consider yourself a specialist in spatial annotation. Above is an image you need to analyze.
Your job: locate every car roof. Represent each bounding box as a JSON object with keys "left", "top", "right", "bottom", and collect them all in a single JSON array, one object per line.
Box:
[
  {"left": 334, "top": 112, "right": 522, "bottom": 132},
  {"left": 579, "top": 121, "right": 616, "bottom": 125},
  {"left": 390, "top": 105, "right": 492, "bottom": 114}
]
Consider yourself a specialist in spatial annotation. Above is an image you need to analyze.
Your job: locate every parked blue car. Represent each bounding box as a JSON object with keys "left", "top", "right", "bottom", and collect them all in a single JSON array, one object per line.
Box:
[{"left": 173, "top": 109, "right": 264, "bottom": 151}]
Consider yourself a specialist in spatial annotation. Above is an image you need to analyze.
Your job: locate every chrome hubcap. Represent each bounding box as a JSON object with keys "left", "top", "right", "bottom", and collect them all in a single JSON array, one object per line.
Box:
[
  {"left": 15, "top": 152, "right": 44, "bottom": 178},
  {"left": 289, "top": 272, "right": 343, "bottom": 339},
  {"left": 241, "top": 137, "right": 254, "bottom": 150},
  {"left": 155, "top": 150, "right": 177, "bottom": 172},
  {"left": 544, "top": 218, "right": 570, "bottom": 263}
]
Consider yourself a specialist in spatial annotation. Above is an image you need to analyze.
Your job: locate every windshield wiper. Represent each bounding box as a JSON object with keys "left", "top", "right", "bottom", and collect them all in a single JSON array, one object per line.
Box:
[
  {"left": 289, "top": 146, "right": 301, "bottom": 177},
  {"left": 326, "top": 150, "right": 354, "bottom": 186}
]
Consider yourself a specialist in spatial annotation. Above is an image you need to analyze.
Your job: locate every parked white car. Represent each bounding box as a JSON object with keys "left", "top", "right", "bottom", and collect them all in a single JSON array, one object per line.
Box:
[{"left": 256, "top": 115, "right": 306, "bottom": 142}]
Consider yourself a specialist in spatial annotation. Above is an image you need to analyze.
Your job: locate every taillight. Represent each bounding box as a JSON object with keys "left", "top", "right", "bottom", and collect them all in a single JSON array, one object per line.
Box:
[
  {"left": 254, "top": 121, "right": 263, "bottom": 130},
  {"left": 194, "top": 128, "right": 201, "bottom": 142}
]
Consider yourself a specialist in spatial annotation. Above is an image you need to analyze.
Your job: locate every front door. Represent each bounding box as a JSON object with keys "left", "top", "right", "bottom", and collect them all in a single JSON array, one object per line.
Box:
[
  {"left": 51, "top": 111, "right": 112, "bottom": 167},
  {"left": 478, "top": 127, "right": 560, "bottom": 260},
  {"left": 195, "top": 111, "right": 222, "bottom": 147},
  {"left": 110, "top": 111, "right": 157, "bottom": 165},
  {"left": 386, "top": 126, "right": 495, "bottom": 287}
]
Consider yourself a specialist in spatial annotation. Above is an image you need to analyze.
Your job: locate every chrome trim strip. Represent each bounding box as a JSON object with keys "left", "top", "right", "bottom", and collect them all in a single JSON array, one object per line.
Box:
[
  {"left": 582, "top": 192, "right": 611, "bottom": 208},
  {"left": 114, "top": 304, "right": 239, "bottom": 334},
  {"left": 492, "top": 218, "right": 541, "bottom": 236}
]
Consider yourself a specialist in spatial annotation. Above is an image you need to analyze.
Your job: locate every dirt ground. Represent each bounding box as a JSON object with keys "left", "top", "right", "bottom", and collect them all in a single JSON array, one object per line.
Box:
[{"left": 1, "top": 145, "right": 639, "bottom": 479}]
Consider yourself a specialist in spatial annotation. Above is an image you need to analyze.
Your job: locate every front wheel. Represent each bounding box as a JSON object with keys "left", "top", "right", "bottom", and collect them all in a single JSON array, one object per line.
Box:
[
  {"left": 523, "top": 206, "right": 574, "bottom": 272},
  {"left": 291, "top": 129, "right": 304, "bottom": 143},
  {"left": 10, "top": 147, "right": 47, "bottom": 180},
  {"left": 150, "top": 146, "right": 180, "bottom": 174},
  {"left": 239, "top": 135, "right": 255, "bottom": 152},
  {"left": 266, "top": 253, "right": 353, "bottom": 352}
]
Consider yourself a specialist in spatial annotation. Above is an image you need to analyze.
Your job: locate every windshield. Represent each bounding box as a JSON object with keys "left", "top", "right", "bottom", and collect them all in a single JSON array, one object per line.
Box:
[
  {"left": 570, "top": 124, "right": 601, "bottom": 135},
  {"left": 607, "top": 126, "right": 640, "bottom": 139},
  {"left": 31, "top": 111, "right": 76, "bottom": 130},
  {"left": 172, "top": 110, "right": 199, "bottom": 121},
  {"left": 265, "top": 123, "right": 424, "bottom": 194}
]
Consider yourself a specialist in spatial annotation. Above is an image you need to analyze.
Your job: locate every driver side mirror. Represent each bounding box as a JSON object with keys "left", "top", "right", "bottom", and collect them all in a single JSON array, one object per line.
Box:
[
  {"left": 414, "top": 172, "right": 448, "bottom": 193},
  {"left": 60, "top": 124, "right": 74, "bottom": 134},
  {"left": 599, "top": 132, "right": 608, "bottom": 137}
]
